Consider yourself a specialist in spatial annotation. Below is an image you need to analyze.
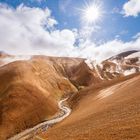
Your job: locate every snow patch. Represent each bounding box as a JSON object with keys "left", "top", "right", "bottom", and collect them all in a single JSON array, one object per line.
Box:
[
  {"left": 85, "top": 59, "right": 104, "bottom": 79},
  {"left": 124, "top": 68, "right": 136, "bottom": 76},
  {"left": 126, "top": 52, "right": 140, "bottom": 59},
  {"left": 95, "top": 65, "right": 104, "bottom": 80},
  {"left": 85, "top": 59, "right": 94, "bottom": 69}
]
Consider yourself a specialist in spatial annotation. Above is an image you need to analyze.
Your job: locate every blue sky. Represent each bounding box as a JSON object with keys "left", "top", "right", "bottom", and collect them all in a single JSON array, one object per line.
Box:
[
  {"left": 1, "top": 0, "right": 140, "bottom": 42},
  {"left": 0, "top": 0, "right": 140, "bottom": 60}
]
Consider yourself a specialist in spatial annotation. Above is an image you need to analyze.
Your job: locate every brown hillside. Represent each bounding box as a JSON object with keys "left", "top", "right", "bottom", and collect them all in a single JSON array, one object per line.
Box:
[
  {"left": 41, "top": 74, "right": 140, "bottom": 140},
  {"left": 0, "top": 52, "right": 139, "bottom": 140},
  {"left": 69, "top": 61, "right": 102, "bottom": 87},
  {"left": 0, "top": 56, "right": 82, "bottom": 140}
]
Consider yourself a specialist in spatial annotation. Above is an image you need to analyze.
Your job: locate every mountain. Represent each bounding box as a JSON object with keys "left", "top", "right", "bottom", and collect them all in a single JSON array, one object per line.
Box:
[
  {"left": 0, "top": 50, "right": 139, "bottom": 139},
  {"left": 0, "top": 56, "right": 81, "bottom": 139},
  {"left": 84, "top": 50, "right": 140, "bottom": 80},
  {"left": 0, "top": 51, "right": 10, "bottom": 58},
  {"left": 111, "top": 50, "right": 139, "bottom": 59},
  {"left": 42, "top": 72, "right": 140, "bottom": 140},
  {"left": 37, "top": 50, "right": 140, "bottom": 140}
]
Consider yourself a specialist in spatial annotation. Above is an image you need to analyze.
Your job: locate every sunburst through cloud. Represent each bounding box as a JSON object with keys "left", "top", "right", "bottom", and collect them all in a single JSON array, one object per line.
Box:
[{"left": 80, "top": 0, "right": 103, "bottom": 25}]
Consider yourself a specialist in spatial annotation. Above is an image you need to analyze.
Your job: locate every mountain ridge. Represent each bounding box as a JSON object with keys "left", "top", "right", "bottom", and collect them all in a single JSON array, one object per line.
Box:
[{"left": 0, "top": 50, "right": 139, "bottom": 139}]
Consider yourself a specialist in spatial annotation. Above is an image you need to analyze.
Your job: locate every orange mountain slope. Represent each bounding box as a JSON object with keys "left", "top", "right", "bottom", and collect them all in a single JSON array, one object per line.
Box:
[
  {"left": 0, "top": 50, "right": 139, "bottom": 140},
  {"left": 41, "top": 73, "right": 140, "bottom": 140},
  {"left": 0, "top": 56, "right": 82, "bottom": 139}
]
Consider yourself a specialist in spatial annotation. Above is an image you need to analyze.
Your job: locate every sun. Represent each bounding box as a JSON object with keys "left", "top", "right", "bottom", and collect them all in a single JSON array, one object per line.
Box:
[
  {"left": 80, "top": 1, "right": 102, "bottom": 25},
  {"left": 84, "top": 5, "right": 100, "bottom": 23}
]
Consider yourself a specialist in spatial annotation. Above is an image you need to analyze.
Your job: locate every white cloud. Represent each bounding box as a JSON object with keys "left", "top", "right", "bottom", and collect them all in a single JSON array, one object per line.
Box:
[
  {"left": 0, "top": 3, "right": 139, "bottom": 62},
  {"left": 78, "top": 25, "right": 101, "bottom": 40},
  {"left": 0, "top": 4, "right": 75, "bottom": 56},
  {"left": 133, "top": 32, "right": 140, "bottom": 39},
  {"left": 123, "top": 0, "right": 140, "bottom": 17},
  {"left": 77, "top": 37, "right": 140, "bottom": 62}
]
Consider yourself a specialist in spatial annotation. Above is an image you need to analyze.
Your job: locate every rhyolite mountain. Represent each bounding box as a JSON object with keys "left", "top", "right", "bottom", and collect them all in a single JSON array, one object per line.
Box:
[{"left": 0, "top": 50, "right": 140, "bottom": 139}]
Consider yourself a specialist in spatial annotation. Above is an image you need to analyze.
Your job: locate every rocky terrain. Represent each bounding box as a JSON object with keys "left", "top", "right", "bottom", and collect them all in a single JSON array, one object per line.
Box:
[
  {"left": 85, "top": 50, "right": 140, "bottom": 80},
  {"left": 0, "top": 50, "right": 139, "bottom": 139}
]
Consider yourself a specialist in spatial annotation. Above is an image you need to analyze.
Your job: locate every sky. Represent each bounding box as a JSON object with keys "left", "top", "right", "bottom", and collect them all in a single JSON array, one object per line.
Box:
[{"left": 0, "top": 0, "right": 140, "bottom": 61}]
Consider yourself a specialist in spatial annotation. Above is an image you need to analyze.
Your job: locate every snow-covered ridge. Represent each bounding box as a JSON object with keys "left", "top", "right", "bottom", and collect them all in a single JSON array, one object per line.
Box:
[
  {"left": 85, "top": 59, "right": 94, "bottom": 69},
  {"left": 124, "top": 68, "right": 137, "bottom": 76},
  {"left": 84, "top": 51, "right": 140, "bottom": 80},
  {"left": 85, "top": 59, "right": 104, "bottom": 80},
  {"left": 125, "top": 52, "right": 140, "bottom": 59}
]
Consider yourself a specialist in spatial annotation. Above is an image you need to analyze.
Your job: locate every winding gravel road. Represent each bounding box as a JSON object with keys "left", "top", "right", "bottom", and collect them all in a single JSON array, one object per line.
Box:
[{"left": 8, "top": 98, "right": 71, "bottom": 140}]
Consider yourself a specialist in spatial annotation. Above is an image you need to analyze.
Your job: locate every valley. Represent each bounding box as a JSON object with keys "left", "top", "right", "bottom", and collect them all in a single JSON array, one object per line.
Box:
[{"left": 0, "top": 50, "right": 140, "bottom": 140}]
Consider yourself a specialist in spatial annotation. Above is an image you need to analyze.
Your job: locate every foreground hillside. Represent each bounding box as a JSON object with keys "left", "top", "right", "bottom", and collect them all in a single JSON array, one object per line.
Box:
[
  {"left": 0, "top": 56, "right": 82, "bottom": 139},
  {"left": 41, "top": 73, "right": 140, "bottom": 140}
]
